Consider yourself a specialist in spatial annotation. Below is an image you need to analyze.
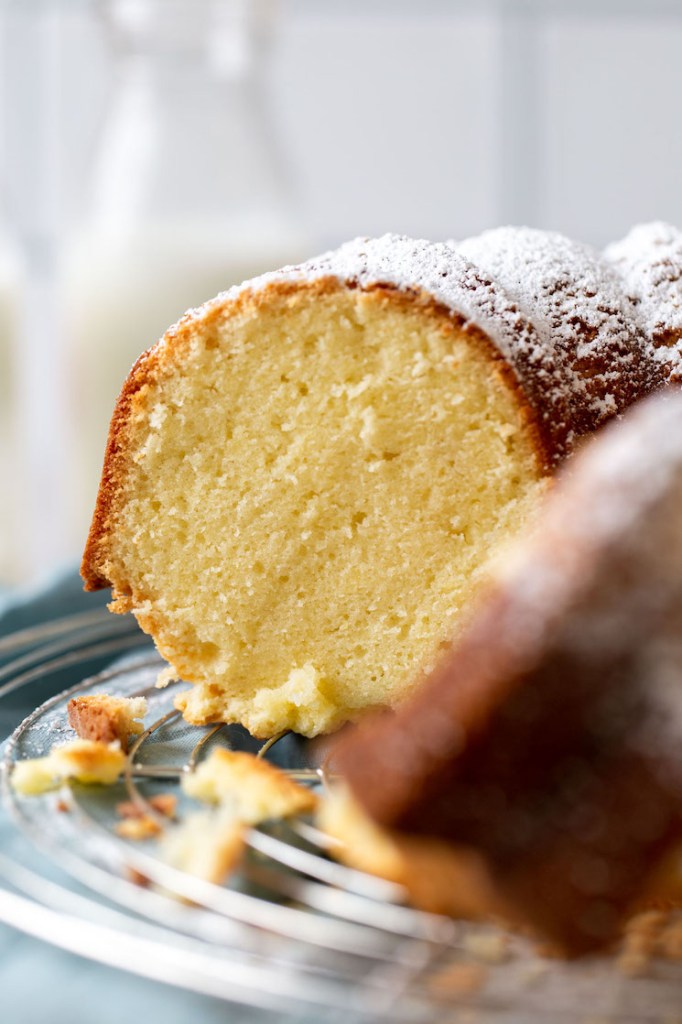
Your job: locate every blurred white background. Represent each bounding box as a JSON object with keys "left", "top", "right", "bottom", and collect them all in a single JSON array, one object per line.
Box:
[{"left": 2, "top": 0, "right": 682, "bottom": 589}]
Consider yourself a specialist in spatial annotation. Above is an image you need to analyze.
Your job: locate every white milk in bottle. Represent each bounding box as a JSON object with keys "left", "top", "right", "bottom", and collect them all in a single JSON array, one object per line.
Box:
[
  {"left": 64, "top": 0, "right": 309, "bottom": 544},
  {"left": 0, "top": 240, "right": 22, "bottom": 583}
]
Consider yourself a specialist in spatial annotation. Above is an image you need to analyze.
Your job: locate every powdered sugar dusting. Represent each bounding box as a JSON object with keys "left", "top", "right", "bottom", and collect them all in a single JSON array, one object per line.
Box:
[
  {"left": 605, "top": 221, "right": 682, "bottom": 383},
  {"left": 458, "top": 227, "right": 659, "bottom": 436}
]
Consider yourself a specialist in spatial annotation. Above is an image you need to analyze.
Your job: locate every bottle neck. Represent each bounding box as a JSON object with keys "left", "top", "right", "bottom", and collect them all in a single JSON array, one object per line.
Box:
[
  {"left": 89, "top": 0, "right": 292, "bottom": 232},
  {"left": 101, "top": 0, "right": 271, "bottom": 79}
]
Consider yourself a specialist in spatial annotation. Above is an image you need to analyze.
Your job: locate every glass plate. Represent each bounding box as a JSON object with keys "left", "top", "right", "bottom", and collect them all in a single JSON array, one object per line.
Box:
[{"left": 1, "top": 609, "right": 681, "bottom": 1023}]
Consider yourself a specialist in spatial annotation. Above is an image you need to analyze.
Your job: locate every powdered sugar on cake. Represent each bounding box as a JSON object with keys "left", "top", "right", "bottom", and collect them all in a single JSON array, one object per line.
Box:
[
  {"left": 231, "top": 234, "right": 544, "bottom": 370},
  {"left": 458, "top": 227, "right": 660, "bottom": 434},
  {"left": 605, "top": 221, "right": 682, "bottom": 383}
]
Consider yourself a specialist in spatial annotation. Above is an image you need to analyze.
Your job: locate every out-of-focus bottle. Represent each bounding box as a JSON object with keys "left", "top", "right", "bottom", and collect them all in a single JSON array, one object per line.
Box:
[
  {"left": 62, "top": 0, "right": 309, "bottom": 540},
  {"left": 0, "top": 237, "right": 22, "bottom": 583}
]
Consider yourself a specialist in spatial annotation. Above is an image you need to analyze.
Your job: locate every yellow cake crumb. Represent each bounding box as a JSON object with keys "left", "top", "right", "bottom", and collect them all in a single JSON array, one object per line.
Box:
[
  {"left": 617, "top": 909, "right": 667, "bottom": 977},
  {"left": 12, "top": 739, "right": 126, "bottom": 795},
  {"left": 116, "top": 793, "right": 177, "bottom": 821},
  {"left": 183, "top": 748, "right": 317, "bottom": 823},
  {"left": 115, "top": 793, "right": 177, "bottom": 840},
  {"left": 160, "top": 810, "right": 245, "bottom": 884},
  {"left": 241, "top": 663, "right": 338, "bottom": 737},
  {"left": 156, "top": 666, "right": 179, "bottom": 689},
  {"left": 116, "top": 816, "right": 163, "bottom": 840},
  {"left": 159, "top": 750, "right": 316, "bottom": 885}
]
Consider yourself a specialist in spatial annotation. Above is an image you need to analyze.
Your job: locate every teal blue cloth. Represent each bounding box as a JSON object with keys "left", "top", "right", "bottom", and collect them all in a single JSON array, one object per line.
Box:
[
  {"left": 0, "top": 566, "right": 109, "bottom": 633},
  {"left": 0, "top": 569, "right": 279, "bottom": 1024}
]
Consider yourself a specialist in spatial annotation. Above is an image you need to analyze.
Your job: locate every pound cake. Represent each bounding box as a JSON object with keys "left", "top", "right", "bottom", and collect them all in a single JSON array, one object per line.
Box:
[
  {"left": 82, "top": 233, "right": 656, "bottom": 737},
  {"left": 334, "top": 390, "right": 682, "bottom": 954},
  {"left": 458, "top": 225, "right": 664, "bottom": 436},
  {"left": 605, "top": 221, "right": 682, "bottom": 384}
]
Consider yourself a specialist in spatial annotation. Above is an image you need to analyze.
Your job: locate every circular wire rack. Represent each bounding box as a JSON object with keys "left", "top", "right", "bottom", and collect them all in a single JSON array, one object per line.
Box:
[{"left": 1, "top": 609, "right": 682, "bottom": 1023}]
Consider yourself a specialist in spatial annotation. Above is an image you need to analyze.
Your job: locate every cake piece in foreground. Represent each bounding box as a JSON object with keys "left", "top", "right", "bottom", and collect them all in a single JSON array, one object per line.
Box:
[
  {"left": 81, "top": 233, "right": 654, "bottom": 738},
  {"left": 333, "top": 390, "right": 682, "bottom": 954}
]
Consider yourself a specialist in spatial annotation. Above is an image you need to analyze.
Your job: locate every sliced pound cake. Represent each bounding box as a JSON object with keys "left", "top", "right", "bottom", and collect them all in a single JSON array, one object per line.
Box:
[{"left": 81, "top": 234, "right": 655, "bottom": 737}]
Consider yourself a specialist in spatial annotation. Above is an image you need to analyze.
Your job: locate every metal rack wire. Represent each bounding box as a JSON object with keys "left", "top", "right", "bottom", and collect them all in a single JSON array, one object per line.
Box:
[{"left": 2, "top": 610, "right": 682, "bottom": 1023}]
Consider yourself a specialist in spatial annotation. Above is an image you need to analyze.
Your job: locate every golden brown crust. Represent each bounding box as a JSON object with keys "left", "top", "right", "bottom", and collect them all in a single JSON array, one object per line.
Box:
[
  {"left": 67, "top": 694, "right": 145, "bottom": 753},
  {"left": 80, "top": 275, "right": 551, "bottom": 595}
]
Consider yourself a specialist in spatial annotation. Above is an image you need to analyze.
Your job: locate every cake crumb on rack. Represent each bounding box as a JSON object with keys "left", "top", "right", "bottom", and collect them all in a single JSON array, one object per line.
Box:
[
  {"left": 183, "top": 748, "right": 317, "bottom": 822},
  {"left": 316, "top": 784, "right": 406, "bottom": 883},
  {"left": 116, "top": 793, "right": 177, "bottom": 821},
  {"left": 67, "top": 694, "right": 147, "bottom": 752},
  {"left": 160, "top": 810, "right": 245, "bottom": 884},
  {"left": 158, "top": 749, "right": 316, "bottom": 884},
  {"left": 115, "top": 794, "right": 177, "bottom": 840},
  {"left": 116, "top": 816, "right": 163, "bottom": 840},
  {"left": 11, "top": 739, "right": 126, "bottom": 795}
]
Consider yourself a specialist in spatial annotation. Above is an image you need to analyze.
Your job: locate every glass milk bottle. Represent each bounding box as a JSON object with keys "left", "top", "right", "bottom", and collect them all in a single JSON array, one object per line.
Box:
[
  {"left": 63, "top": 0, "right": 309, "bottom": 541},
  {"left": 0, "top": 236, "right": 22, "bottom": 583}
]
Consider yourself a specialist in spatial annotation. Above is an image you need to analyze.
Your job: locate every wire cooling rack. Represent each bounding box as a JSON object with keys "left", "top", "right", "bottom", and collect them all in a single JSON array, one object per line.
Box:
[{"left": 2, "top": 610, "right": 682, "bottom": 1023}]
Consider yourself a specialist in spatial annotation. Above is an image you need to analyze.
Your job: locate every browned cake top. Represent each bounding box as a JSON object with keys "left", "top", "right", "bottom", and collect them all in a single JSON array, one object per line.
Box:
[
  {"left": 605, "top": 221, "right": 682, "bottom": 384},
  {"left": 459, "top": 226, "right": 664, "bottom": 442}
]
